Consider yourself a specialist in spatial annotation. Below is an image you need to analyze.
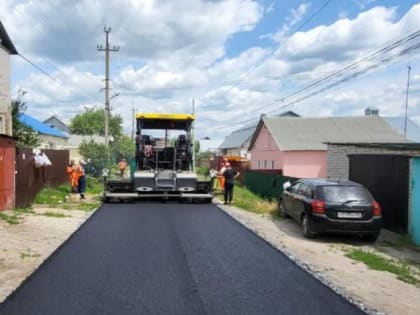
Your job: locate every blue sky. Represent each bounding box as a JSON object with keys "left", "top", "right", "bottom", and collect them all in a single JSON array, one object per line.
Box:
[{"left": 1, "top": 0, "right": 420, "bottom": 145}]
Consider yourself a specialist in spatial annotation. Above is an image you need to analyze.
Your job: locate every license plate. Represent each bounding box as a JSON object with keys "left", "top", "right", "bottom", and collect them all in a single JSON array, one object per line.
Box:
[{"left": 337, "top": 212, "right": 362, "bottom": 219}]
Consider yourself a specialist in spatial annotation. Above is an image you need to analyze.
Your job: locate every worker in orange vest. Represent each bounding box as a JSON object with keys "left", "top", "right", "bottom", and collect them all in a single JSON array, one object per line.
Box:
[
  {"left": 118, "top": 158, "right": 127, "bottom": 178},
  {"left": 66, "top": 160, "right": 79, "bottom": 193},
  {"left": 218, "top": 158, "right": 228, "bottom": 193}
]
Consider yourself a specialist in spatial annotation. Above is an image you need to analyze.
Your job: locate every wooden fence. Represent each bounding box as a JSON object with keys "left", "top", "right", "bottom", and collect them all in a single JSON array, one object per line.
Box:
[{"left": 15, "top": 148, "right": 69, "bottom": 208}]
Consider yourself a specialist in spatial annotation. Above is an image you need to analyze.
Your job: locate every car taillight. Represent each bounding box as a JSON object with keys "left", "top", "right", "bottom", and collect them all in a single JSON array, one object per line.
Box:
[
  {"left": 311, "top": 200, "right": 325, "bottom": 214},
  {"left": 372, "top": 201, "right": 381, "bottom": 216}
]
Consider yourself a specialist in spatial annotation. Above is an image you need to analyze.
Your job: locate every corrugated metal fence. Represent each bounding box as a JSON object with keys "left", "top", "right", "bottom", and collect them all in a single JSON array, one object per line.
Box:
[
  {"left": 15, "top": 148, "right": 69, "bottom": 208},
  {"left": 244, "top": 170, "right": 297, "bottom": 201}
]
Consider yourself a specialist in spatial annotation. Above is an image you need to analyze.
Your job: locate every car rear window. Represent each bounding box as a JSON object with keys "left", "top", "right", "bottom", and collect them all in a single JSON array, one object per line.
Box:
[{"left": 317, "top": 185, "right": 373, "bottom": 203}]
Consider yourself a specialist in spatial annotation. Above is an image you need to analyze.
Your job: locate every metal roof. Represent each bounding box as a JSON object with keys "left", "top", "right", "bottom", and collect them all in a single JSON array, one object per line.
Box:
[
  {"left": 219, "top": 111, "right": 300, "bottom": 150},
  {"left": 253, "top": 116, "right": 409, "bottom": 151},
  {"left": 326, "top": 142, "right": 420, "bottom": 151},
  {"left": 19, "top": 114, "right": 68, "bottom": 138},
  {"left": 218, "top": 123, "right": 256, "bottom": 149},
  {"left": 0, "top": 21, "right": 18, "bottom": 54},
  {"left": 382, "top": 117, "right": 420, "bottom": 142}
]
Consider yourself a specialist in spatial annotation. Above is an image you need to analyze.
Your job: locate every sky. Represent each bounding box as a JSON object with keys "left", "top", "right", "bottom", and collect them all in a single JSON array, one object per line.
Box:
[{"left": 1, "top": 0, "right": 420, "bottom": 149}]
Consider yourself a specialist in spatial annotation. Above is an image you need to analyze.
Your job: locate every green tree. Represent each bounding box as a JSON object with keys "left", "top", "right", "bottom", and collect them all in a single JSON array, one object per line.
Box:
[
  {"left": 79, "top": 140, "right": 110, "bottom": 177},
  {"left": 70, "top": 108, "right": 123, "bottom": 139},
  {"left": 11, "top": 91, "right": 41, "bottom": 148},
  {"left": 111, "top": 134, "right": 135, "bottom": 161}
]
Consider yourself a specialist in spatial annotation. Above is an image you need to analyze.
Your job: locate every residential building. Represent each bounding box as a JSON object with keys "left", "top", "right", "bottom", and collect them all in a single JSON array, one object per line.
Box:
[
  {"left": 248, "top": 116, "right": 408, "bottom": 178},
  {"left": 0, "top": 21, "right": 18, "bottom": 136},
  {"left": 218, "top": 111, "right": 299, "bottom": 158},
  {"left": 19, "top": 113, "right": 68, "bottom": 148},
  {"left": 43, "top": 115, "right": 71, "bottom": 134}
]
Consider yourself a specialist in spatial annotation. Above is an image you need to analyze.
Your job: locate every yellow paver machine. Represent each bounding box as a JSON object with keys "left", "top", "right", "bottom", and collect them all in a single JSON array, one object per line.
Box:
[{"left": 103, "top": 113, "right": 213, "bottom": 202}]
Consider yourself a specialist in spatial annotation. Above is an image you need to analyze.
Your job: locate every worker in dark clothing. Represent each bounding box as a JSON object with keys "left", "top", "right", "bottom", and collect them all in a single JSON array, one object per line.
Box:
[{"left": 222, "top": 163, "right": 240, "bottom": 205}]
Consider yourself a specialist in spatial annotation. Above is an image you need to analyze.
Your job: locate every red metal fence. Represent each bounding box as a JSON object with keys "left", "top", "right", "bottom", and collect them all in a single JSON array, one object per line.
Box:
[
  {"left": 0, "top": 135, "right": 16, "bottom": 211},
  {"left": 15, "top": 148, "right": 69, "bottom": 208}
]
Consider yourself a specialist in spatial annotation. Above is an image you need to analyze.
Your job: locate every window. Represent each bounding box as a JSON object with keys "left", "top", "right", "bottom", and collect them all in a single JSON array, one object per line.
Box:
[
  {"left": 257, "top": 160, "right": 260, "bottom": 168},
  {"left": 271, "top": 160, "right": 275, "bottom": 169},
  {"left": 0, "top": 116, "right": 3, "bottom": 134},
  {"left": 264, "top": 160, "right": 267, "bottom": 169}
]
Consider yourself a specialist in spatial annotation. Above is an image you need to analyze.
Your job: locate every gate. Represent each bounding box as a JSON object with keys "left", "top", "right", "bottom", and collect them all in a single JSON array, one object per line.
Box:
[
  {"left": 410, "top": 157, "right": 420, "bottom": 245},
  {"left": 15, "top": 148, "right": 69, "bottom": 208},
  {"left": 349, "top": 154, "right": 409, "bottom": 234},
  {"left": 0, "top": 136, "right": 15, "bottom": 210}
]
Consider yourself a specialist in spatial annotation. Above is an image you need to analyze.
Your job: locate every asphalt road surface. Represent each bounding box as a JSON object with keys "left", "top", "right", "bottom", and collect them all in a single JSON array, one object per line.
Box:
[{"left": 0, "top": 203, "right": 366, "bottom": 315}]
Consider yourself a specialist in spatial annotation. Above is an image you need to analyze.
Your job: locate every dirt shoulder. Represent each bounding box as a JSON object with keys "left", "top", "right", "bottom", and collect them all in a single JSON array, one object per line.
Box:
[
  {"left": 217, "top": 201, "right": 420, "bottom": 315},
  {"left": 0, "top": 205, "right": 95, "bottom": 303}
]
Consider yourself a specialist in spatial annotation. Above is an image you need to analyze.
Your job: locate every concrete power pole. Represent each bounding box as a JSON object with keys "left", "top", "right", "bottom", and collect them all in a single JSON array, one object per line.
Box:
[
  {"left": 404, "top": 65, "right": 412, "bottom": 138},
  {"left": 97, "top": 27, "right": 119, "bottom": 148}
]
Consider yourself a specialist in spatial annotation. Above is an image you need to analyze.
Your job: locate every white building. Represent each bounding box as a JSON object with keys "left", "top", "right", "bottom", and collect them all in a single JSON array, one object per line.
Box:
[{"left": 0, "top": 21, "right": 18, "bottom": 136}]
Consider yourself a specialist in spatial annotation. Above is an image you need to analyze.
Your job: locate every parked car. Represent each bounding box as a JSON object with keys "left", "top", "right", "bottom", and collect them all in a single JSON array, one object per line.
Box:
[{"left": 278, "top": 178, "right": 382, "bottom": 241}]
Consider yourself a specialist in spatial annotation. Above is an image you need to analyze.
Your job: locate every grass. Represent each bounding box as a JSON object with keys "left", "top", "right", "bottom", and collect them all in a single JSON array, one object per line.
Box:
[
  {"left": 0, "top": 212, "right": 20, "bottom": 224},
  {"left": 20, "top": 250, "right": 41, "bottom": 259},
  {"left": 220, "top": 184, "right": 278, "bottom": 217},
  {"left": 43, "top": 211, "right": 69, "bottom": 218},
  {"left": 86, "top": 176, "right": 103, "bottom": 194},
  {"left": 34, "top": 184, "right": 69, "bottom": 206},
  {"left": 77, "top": 202, "right": 100, "bottom": 212},
  {"left": 345, "top": 248, "right": 420, "bottom": 286}
]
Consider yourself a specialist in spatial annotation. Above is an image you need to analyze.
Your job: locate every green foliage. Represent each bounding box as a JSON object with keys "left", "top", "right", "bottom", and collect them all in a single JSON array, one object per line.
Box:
[
  {"left": 110, "top": 134, "right": 135, "bottom": 162},
  {"left": 345, "top": 249, "right": 420, "bottom": 286},
  {"left": 79, "top": 140, "right": 111, "bottom": 177},
  {"left": 78, "top": 202, "right": 100, "bottom": 212},
  {"left": 221, "top": 184, "right": 277, "bottom": 216},
  {"left": 34, "top": 186, "right": 68, "bottom": 206},
  {"left": 20, "top": 250, "right": 40, "bottom": 259},
  {"left": 86, "top": 175, "right": 103, "bottom": 194},
  {"left": 0, "top": 212, "right": 20, "bottom": 224},
  {"left": 69, "top": 108, "right": 123, "bottom": 139},
  {"left": 43, "top": 211, "right": 69, "bottom": 218},
  {"left": 11, "top": 90, "right": 41, "bottom": 148}
]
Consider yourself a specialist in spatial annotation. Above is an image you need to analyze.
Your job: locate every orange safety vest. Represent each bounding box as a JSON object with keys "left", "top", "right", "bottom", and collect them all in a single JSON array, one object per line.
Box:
[{"left": 118, "top": 160, "right": 127, "bottom": 170}]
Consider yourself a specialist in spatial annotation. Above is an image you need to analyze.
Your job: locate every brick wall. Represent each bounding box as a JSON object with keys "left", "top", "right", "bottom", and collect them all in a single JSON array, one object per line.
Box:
[{"left": 327, "top": 144, "right": 420, "bottom": 179}]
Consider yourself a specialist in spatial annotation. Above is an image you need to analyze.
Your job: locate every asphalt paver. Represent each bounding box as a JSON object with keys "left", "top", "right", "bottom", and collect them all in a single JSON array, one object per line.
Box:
[{"left": 0, "top": 203, "right": 366, "bottom": 315}]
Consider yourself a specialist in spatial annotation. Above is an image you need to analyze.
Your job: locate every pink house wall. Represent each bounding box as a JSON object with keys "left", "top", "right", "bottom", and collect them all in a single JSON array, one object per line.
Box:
[
  {"left": 250, "top": 123, "right": 327, "bottom": 177},
  {"left": 250, "top": 125, "right": 283, "bottom": 170},
  {"left": 283, "top": 151, "right": 327, "bottom": 178}
]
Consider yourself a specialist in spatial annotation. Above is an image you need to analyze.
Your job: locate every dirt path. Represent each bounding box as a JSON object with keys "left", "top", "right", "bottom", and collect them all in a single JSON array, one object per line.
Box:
[
  {"left": 0, "top": 206, "right": 93, "bottom": 302},
  {"left": 218, "top": 202, "right": 420, "bottom": 315}
]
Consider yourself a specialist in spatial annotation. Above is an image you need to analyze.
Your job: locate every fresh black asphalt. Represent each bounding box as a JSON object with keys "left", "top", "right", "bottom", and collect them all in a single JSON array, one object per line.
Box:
[{"left": 0, "top": 203, "right": 366, "bottom": 315}]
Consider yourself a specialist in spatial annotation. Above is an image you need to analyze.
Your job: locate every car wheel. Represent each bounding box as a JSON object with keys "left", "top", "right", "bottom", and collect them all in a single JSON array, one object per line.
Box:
[
  {"left": 302, "top": 214, "right": 316, "bottom": 238},
  {"left": 277, "top": 200, "right": 289, "bottom": 218}
]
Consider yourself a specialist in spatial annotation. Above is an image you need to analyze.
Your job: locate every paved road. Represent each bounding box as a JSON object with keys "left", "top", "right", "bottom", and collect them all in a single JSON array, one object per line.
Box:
[{"left": 0, "top": 203, "right": 365, "bottom": 315}]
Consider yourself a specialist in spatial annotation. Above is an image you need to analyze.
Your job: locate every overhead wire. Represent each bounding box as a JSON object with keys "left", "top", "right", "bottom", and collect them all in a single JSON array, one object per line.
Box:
[{"left": 206, "top": 28, "right": 420, "bottom": 130}]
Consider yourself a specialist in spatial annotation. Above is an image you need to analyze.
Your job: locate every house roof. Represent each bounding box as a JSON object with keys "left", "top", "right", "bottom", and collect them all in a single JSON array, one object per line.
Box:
[
  {"left": 0, "top": 21, "right": 18, "bottom": 54},
  {"left": 19, "top": 113, "right": 68, "bottom": 138},
  {"left": 43, "top": 115, "right": 70, "bottom": 133},
  {"left": 382, "top": 117, "right": 420, "bottom": 143},
  {"left": 219, "top": 110, "right": 300, "bottom": 150},
  {"left": 250, "top": 116, "right": 409, "bottom": 151},
  {"left": 218, "top": 123, "right": 256, "bottom": 149}
]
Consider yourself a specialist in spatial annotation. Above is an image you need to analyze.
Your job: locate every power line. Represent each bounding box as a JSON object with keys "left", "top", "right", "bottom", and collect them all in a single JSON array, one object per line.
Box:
[
  {"left": 207, "top": 29, "right": 420, "bottom": 130},
  {"left": 293, "top": 0, "right": 332, "bottom": 33},
  {"left": 18, "top": 53, "right": 63, "bottom": 86}
]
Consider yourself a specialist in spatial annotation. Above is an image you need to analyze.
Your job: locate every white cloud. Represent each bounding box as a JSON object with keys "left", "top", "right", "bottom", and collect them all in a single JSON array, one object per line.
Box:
[{"left": 261, "top": 2, "right": 311, "bottom": 42}]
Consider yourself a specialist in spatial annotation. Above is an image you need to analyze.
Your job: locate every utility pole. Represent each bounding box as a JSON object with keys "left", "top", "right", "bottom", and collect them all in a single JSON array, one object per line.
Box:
[
  {"left": 97, "top": 26, "right": 119, "bottom": 148},
  {"left": 404, "top": 65, "right": 412, "bottom": 138},
  {"left": 131, "top": 103, "right": 135, "bottom": 141}
]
